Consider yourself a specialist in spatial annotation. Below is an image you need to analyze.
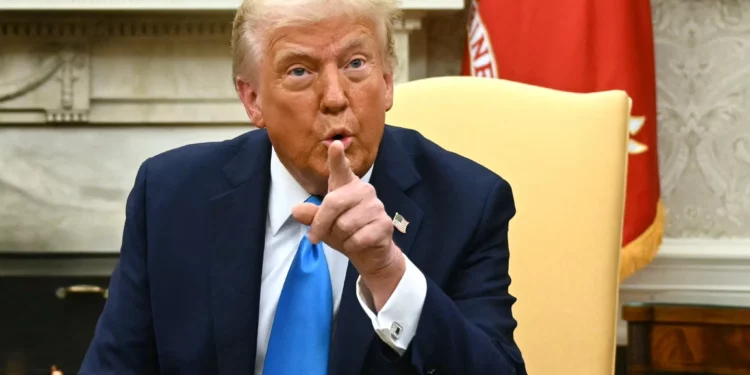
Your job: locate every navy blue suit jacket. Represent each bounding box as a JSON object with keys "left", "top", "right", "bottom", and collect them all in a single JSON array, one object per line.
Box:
[{"left": 80, "top": 126, "right": 526, "bottom": 375}]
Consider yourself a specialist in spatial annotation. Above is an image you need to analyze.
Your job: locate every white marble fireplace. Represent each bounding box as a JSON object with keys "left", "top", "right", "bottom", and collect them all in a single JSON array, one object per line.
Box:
[{"left": 0, "top": 0, "right": 464, "bottom": 253}]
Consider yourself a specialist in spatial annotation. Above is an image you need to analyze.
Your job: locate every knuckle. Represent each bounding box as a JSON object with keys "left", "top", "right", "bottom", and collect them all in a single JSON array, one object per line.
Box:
[
  {"left": 352, "top": 231, "right": 370, "bottom": 247},
  {"left": 379, "top": 220, "right": 392, "bottom": 236},
  {"left": 359, "top": 232, "right": 377, "bottom": 248},
  {"left": 337, "top": 217, "right": 355, "bottom": 235},
  {"left": 346, "top": 234, "right": 362, "bottom": 249},
  {"left": 368, "top": 201, "right": 384, "bottom": 217},
  {"left": 325, "top": 194, "right": 343, "bottom": 210},
  {"left": 356, "top": 236, "right": 368, "bottom": 249},
  {"left": 363, "top": 183, "right": 376, "bottom": 196}
]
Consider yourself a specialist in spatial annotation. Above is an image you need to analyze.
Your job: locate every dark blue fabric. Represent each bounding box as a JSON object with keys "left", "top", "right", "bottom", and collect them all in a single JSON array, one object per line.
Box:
[
  {"left": 79, "top": 126, "right": 527, "bottom": 375},
  {"left": 262, "top": 195, "right": 331, "bottom": 375}
]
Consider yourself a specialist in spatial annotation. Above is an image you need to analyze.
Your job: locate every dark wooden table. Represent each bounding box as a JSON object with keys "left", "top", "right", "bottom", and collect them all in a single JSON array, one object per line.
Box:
[{"left": 622, "top": 303, "right": 750, "bottom": 375}]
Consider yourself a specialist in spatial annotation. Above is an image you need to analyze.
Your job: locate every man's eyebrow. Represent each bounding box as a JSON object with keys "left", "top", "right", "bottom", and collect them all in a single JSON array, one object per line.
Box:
[
  {"left": 272, "top": 35, "right": 375, "bottom": 66},
  {"left": 339, "top": 35, "right": 377, "bottom": 56},
  {"left": 340, "top": 37, "right": 368, "bottom": 52},
  {"left": 273, "top": 48, "right": 318, "bottom": 66}
]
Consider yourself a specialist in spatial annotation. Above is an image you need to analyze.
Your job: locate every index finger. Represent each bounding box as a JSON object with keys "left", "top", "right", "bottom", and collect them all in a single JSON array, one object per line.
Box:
[{"left": 327, "top": 140, "right": 356, "bottom": 191}]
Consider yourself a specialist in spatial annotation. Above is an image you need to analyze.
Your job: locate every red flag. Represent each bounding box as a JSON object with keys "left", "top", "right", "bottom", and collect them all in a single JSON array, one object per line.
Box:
[{"left": 463, "top": 0, "right": 663, "bottom": 280}]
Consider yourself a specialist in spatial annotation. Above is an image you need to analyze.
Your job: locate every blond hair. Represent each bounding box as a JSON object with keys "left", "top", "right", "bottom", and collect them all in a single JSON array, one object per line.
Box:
[{"left": 231, "top": 0, "right": 402, "bottom": 82}]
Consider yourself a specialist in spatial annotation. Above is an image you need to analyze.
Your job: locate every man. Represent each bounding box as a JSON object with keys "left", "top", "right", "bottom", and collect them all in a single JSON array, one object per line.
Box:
[{"left": 80, "top": 0, "right": 526, "bottom": 374}]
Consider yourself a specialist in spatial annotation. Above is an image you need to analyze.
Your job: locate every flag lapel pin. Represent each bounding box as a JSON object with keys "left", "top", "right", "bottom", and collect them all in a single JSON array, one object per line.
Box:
[{"left": 392, "top": 212, "right": 409, "bottom": 234}]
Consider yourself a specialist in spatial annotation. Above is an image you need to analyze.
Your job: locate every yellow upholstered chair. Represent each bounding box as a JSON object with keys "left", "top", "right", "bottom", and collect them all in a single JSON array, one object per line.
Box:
[{"left": 386, "top": 76, "right": 629, "bottom": 375}]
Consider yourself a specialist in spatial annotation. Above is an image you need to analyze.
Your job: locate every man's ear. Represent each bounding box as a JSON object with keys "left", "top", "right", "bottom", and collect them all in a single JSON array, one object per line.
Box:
[
  {"left": 236, "top": 77, "right": 265, "bottom": 128},
  {"left": 383, "top": 71, "right": 394, "bottom": 112}
]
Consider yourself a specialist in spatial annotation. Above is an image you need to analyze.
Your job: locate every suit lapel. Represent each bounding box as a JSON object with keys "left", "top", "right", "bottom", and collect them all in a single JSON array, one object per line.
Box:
[
  {"left": 210, "top": 130, "right": 272, "bottom": 375},
  {"left": 330, "top": 127, "right": 424, "bottom": 375},
  {"left": 370, "top": 129, "right": 424, "bottom": 257}
]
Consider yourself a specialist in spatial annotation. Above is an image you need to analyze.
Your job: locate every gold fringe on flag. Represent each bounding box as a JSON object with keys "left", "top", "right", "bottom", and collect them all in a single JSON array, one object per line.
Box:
[{"left": 619, "top": 200, "right": 665, "bottom": 281}]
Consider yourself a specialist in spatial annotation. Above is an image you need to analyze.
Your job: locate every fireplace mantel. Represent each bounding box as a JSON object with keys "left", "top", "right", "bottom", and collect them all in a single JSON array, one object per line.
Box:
[
  {"left": 0, "top": 1, "right": 462, "bottom": 125},
  {"left": 0, "top": 2, "right": 465, "bottom": 253},
  {"left": 0, "top": 0, "right": 463, "bottom": 10}
]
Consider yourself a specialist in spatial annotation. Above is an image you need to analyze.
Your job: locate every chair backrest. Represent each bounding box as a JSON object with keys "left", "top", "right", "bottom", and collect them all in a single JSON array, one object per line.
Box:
[{"left": 386, "top": 76, "right": 629, "bottom": 375}]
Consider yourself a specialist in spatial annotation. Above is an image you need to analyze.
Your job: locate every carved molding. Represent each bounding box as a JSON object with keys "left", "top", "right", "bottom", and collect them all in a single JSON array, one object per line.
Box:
[
  {"left": 0, "top": 9, "right": 444, "bottom": 124},
  {"left": 0, "top": 43, "right": 90, "bottom": 124},
  {"left": 0, "top": 50, "right": 62, "bottom": 102},
  {"left": 47, "top": 110, "right": 89, "bottom": 123},
  {"left": 617, "top": 238, "right": 750, "bottom": 345},
  {"left": 0, "top": 12, "right": 425, "bottom": 40},
  {"left": 0, "top": 0, "right": 463, "bottom": 10},
  {"left": 0, "top": 17, "right": 232, "bottom": 40}
]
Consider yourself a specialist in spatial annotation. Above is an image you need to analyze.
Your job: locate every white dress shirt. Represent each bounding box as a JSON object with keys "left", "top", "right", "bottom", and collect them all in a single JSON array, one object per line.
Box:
[{"left": 253, "top": 148, "right": 427, "bottom": 375}]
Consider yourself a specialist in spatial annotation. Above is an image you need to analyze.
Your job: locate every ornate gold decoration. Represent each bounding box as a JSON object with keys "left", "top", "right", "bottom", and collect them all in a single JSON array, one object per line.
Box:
[{"left": 620, "top": 200, "right": 665, "bottom": 281}]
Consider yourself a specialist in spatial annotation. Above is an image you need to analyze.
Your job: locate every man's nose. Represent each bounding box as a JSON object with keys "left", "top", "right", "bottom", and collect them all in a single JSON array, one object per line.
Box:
[{"left": 318, "top": 65, "right": 348, "bottom": 114}]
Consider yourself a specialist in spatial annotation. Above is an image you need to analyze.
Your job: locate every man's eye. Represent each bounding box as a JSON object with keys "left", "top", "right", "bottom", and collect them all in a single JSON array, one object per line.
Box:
[
  {"left": 349, "top": 59, "right": 364, "bottom": 69},
  {"left": 290, "top": 67, "right": 307, "bottom": 76}
]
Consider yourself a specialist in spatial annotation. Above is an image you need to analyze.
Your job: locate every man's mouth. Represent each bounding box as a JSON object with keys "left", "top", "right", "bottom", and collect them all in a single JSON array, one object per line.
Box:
[{"left": 323, "top": 133, "right": 353, "bottom": 149}]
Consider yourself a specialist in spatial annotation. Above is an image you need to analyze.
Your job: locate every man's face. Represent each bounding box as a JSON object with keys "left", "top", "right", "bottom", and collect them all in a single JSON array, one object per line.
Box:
[{"left": 238, "top": 16, "right": 394, "bottom": 195}]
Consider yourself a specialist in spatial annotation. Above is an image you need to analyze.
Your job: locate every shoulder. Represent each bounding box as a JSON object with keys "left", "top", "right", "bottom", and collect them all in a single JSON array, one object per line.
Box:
[
  {"left": 386, "top": 125, "right": 512, "bottom": 199},
  {"left": 385, "top": 125, "right": 515, "bottom": 248},
  {"left": 139, "top": 129, "right": 261, "bottom": 194}
]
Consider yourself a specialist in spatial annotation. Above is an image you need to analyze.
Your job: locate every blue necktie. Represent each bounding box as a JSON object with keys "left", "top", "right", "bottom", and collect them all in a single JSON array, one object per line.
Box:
[{"left": 263, "top": 195, "right": 332, "bottom": 375}]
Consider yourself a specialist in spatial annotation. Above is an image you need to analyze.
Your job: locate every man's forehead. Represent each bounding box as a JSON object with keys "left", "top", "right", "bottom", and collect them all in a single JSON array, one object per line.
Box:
[
  {"left": 277, "top": 34, "right": 373, "bottom": 54},
  {"left": 266, "top": 20, "right": 380, "bottom": 58}
]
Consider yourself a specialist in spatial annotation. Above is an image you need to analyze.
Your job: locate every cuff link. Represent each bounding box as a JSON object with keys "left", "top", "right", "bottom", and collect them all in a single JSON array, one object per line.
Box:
[{"left": 390, "top": 321, "right": 403, "bottom": 341}]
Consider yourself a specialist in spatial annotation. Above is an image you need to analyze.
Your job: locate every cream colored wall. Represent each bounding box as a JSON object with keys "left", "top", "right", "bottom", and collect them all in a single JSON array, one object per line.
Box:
[
  {"left": 652, "top": 0, "right": 750, "bottom": 238},
  {"left": 423, "top": 10, "right": 466, "bottom": 78}
]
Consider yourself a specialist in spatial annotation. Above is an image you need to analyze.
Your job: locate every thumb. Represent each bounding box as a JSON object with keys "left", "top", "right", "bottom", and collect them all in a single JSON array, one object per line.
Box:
[{"left": 292, "top": 203, "right": 318, "bottom": 226}]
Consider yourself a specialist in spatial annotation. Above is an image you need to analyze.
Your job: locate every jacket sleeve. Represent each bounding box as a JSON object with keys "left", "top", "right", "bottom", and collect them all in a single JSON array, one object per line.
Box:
[
  {"left": 402, "top": 178, "right": 526, "bottom": 375},
  {"left": 79, "top": 160, "right": 159, "bottom": 375}
]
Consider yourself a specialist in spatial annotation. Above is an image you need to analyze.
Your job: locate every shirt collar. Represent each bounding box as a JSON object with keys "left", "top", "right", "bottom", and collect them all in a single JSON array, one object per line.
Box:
[{"left": 268, "top": 147, "right": 374, "bottom": 236}]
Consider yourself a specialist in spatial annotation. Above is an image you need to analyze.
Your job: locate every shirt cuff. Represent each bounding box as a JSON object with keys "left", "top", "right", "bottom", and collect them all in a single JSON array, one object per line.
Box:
[{"left": 355, "top": 252, "right": 427, "bottom": 355}]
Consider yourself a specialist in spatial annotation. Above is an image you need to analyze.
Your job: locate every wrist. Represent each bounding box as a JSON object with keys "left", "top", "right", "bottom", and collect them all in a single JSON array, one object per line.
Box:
[
  {"left": 358, "top": 243, "right": 406, "bottom": 312},
  {"left": 356, "top": 242, "right": 404, "bottom": 280}
]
